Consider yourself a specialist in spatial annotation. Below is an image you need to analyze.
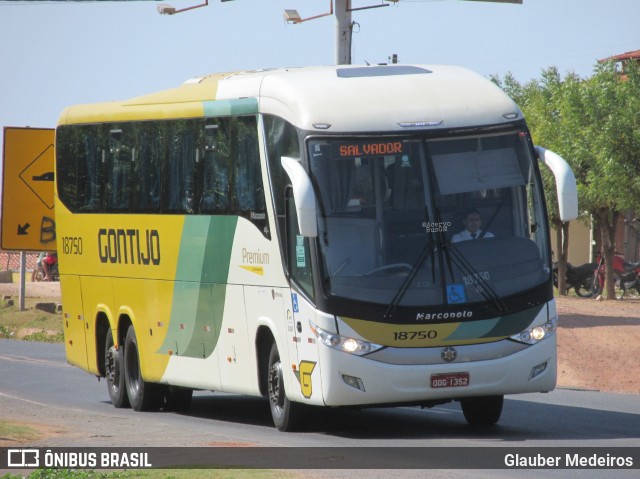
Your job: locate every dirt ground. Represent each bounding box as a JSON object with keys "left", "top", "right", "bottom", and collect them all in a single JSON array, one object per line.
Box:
[
  {"left": 1, "top": 281, "right": 639, "bottom": 394},
  {"left": 555, "top": 296, "right": 640, "bottom": 394}
]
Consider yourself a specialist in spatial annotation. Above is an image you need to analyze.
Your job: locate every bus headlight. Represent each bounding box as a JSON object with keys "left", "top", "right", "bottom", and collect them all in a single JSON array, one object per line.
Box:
[
  {"left": 510, "top": 318, "right": 557, "bottom": 345},
  {"left": 309, "top": 321, "right": 383, "bottom": 356}
]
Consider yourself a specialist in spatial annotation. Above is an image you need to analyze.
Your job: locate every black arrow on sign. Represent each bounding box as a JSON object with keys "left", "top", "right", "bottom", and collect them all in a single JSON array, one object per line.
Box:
[{"left": 17, "top": 223, "right": 31, "bottom": 235}]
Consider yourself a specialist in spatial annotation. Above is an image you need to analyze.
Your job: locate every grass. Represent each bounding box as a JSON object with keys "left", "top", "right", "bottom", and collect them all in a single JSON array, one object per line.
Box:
[
  {"left": 0, "top": 295, "right": 63, "bottom": 342},
  {"left": 0, "top": 420, "right": 42, "bottom": 444}
]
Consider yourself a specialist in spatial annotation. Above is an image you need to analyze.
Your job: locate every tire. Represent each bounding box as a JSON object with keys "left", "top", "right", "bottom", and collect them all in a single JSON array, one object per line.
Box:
[
  {"left": 590, "top": 271, "right": 601, "bottom": 297},
  {"left": 460, "top": 395, "right": 503, "bottom": 427},
  {"left": 105, "top": 328, "right": 130, "bottom": 408},
  {"left": 267, "top": 342, "right": 307, "bottom": 432},
  {"left": 123, "top": 325, "right": 161, "bottom": 412},
  {"left": 32, "top": 268, "right": 44, "bottom": 282},
  {"left": 574, "top": 277, "right": 594, "bottom": 298}
]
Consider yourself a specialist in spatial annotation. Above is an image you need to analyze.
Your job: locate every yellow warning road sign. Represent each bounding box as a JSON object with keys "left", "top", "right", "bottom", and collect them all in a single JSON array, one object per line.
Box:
[{"left": 1, "top": 127, "right": 56, "bottom": 251}]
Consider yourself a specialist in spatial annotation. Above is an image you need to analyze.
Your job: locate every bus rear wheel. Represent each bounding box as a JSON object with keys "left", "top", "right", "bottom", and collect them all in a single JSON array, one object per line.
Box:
[
  {"left": 267, "top": 342, "right": 307, "bottom": 432},
  {"left": 123, "top": 325, "right": 161, "bottom": 412},
  {"left": 105, "top": 328, "right": 129, "bottom": 408},
  {"left": 460, "top": 395, "right": 504, "bottom": 426}
]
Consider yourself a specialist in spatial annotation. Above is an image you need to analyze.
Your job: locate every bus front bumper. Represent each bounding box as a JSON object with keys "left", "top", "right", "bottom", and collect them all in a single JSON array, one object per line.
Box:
[{"left": 316, "top": 335, "right": 557, "bottom": 407}]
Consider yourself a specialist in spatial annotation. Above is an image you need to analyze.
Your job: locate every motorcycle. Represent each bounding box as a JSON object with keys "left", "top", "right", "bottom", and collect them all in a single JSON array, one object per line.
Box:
[
  {"left": 553, "top": 261, "right": 597, "bottom": 298},
  {"left": 592, "top": 254, "right": 640, "bottom": 299},
  {"left": 617, "top": 270, "right": 640, "bottom": 298},
  {"left": 32, "top": 253, "right": 59, "bottom": 282}
]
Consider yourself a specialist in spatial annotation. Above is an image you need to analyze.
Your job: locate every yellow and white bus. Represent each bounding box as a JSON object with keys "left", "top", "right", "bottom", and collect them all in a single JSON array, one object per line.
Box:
[{"left": 56, "top": 64, "right": 577, "bottom": 431}]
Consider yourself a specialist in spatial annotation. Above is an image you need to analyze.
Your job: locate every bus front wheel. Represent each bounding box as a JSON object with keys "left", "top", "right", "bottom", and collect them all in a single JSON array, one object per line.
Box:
[
  {"left": 123, "top": 325, "right": 161, "bottom": 412},
  {"left": 267, "top": 342, "right": 307, "bottom": 432},
  {"left": 460, "top": 395, "right": 504, "bottom": 426},
  {"left": 105, "top": 328, "right": 129, "bottom": 408}
]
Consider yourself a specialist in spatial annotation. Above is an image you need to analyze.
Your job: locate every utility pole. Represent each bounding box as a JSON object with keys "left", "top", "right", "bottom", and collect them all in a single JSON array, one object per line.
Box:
[
  {"left": 334, "top": 0, "right": 353, "bottom": 65},
  {"left": 283, "top": 0, "right": 522, "bottom": 66}
]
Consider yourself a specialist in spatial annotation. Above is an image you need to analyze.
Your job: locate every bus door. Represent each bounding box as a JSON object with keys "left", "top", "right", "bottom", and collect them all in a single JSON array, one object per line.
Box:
[
  {"left": 286, "top": 288, "right": 323, "bottom": 405},
  {"left": 284, "top": 192, "right": 324, "bottom": 405}
]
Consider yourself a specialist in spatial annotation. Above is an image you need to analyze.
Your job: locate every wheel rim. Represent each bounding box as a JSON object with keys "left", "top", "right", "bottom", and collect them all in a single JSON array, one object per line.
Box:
[
  {"left": 105, "top": 334, "right": 121, "bottom": 390},
  {"left": 268, "top": 358, "right": 284, "bottom": 416},
  {"left": 105, "top": 346, "right": 118, "bottom": 384}
]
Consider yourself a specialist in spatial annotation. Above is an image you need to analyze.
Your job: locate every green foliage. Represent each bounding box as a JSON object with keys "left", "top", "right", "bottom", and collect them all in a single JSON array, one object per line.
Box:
[
  {"left": 495, "top": 61, "right": 640, "bottom": 217},
  {"left": 0, "top": 294, "right": 63, "bottom": 340},
  {"left": 21, "top": 329, "right": 65, "bottom": 343},
  {"left": 0, "top": 325, "right": 17, "bottom": 339},
  {"left": 495, "top": 60, "right": 640, "bottom": 298}
]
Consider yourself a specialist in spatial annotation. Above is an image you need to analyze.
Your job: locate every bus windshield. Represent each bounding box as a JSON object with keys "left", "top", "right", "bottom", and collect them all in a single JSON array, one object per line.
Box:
[{"left": 308, "top": 131, "right": 550, "bottom": 308}]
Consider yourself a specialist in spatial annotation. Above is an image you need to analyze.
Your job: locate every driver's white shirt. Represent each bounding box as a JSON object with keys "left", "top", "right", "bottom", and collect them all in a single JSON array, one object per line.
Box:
[{"left": 451, "top": 229, "right": 494, "bottom": 243}]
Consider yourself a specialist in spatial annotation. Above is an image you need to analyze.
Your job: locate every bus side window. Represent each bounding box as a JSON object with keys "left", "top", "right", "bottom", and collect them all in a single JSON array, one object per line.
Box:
[
  {"left": 167, "top": 121, "right": 196, "bottom": 213},
  {"left": 230, "top": 116, "right": 269, "bottom": 237},
  {"left": 132, "top": 122, "right": 162, "bottom": 212},
  {"left": 106, "top": 127, "right": 132, "bottom": 212},
  {"left": 286, "top": 189, "right": 314, "bottom": 299},
  {"left": 232, "top": 117, "right": 264, "bottom": 212},
  {"left": 79, "top": 126, "right": 105, "bottom": 212},
  {"left": 56, "top": 125, "right": 87, "bottom": 212},
  {"left": 200, "top": 122, "right": 229, "bottom": 213}
]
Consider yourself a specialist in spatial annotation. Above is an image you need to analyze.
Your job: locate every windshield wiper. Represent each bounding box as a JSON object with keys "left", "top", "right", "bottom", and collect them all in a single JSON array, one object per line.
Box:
[
  {"left": 384, "top": 238, "right": 436, "bottom": 320},
  {"left": 444, "top": 241, "right": 509, "bottom": 313}
]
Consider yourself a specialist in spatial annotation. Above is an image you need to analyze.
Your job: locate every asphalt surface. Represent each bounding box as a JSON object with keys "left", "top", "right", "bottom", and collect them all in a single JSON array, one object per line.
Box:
[{"left": 1, "top": 339, "right": 639, "bottom": 477}]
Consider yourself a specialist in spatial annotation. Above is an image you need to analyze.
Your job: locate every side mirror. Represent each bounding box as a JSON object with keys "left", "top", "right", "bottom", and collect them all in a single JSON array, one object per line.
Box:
[
  {"left": 535, "top": 146, "right": 578, "bottom": 222},
  {"left": 281, "top": 156, "right": 318, "bottom": 237}
]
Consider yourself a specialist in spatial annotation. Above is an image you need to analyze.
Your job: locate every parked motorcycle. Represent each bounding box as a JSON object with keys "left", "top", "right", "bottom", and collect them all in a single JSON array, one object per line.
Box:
[
  {"left": 553, "top": 262, "right": 597, "bottom": 297},
  {"left": 592, "top": 254, "right": 640, "bottom": 299},
  {"left": 617, "top": 270, "right": 640, "bottom": 298},
  {"left": 32, "top": 252, "right": 59, "bottom": 282}
]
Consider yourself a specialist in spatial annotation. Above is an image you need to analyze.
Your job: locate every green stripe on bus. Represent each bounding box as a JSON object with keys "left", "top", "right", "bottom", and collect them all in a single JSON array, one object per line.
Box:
[
  {"left": 443, "top": 305, "right": 541, "bottom": 342},
  {"left": 482, "top": 305, "right": 544, "bottom": 339},
  {"left": 445, "top": 317, "right": 500, "bottom": 341},
  {"left": 174, "top": 216, "right": 237, "bottom": 283},
  {"left": 158, "top": 216, "right": 238, "bottom": 358},
  {"left": 203, "top": 98, "right": 259, "bottom": 117}
]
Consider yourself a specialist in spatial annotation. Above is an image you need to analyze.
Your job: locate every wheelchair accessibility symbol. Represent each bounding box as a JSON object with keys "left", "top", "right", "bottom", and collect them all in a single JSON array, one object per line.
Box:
[{"left": 447, "top": 284, "right": 466, "bottom": 304}]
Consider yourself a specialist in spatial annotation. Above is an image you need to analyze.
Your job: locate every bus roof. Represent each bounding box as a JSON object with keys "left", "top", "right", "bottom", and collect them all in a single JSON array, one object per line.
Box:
[{"left": 58, "top": 64, "right": 522, "bottom": 132}]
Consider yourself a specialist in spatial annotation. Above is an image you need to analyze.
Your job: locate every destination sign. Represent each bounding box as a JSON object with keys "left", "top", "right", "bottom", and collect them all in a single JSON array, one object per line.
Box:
[{"left": 333, "top": 140, "right": 405, "bottom": 159}]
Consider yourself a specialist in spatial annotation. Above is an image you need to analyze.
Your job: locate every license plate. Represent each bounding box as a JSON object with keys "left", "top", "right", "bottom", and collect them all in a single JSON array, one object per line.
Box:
[{"left": 430, "top": 372, "right": 470, "bottom": 388}]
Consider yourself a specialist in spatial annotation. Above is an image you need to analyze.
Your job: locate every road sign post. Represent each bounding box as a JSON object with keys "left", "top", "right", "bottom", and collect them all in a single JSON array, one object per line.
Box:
[{"left": 2, "top": 127, "right": 55, "bottom": 311}]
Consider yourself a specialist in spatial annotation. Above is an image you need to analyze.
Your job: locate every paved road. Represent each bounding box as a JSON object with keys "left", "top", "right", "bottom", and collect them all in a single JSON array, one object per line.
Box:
[{"left": 1, "top": 339, "right": 638, "bottom": 477}]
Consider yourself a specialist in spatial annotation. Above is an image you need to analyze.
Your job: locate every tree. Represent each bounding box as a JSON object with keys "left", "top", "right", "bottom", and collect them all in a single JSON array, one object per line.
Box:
[
  {"left": 494, "top": 62, "right": 640, "bottom": 299},
  {"left": 577, "top": 61, "right": 640, "bottom": 299}
]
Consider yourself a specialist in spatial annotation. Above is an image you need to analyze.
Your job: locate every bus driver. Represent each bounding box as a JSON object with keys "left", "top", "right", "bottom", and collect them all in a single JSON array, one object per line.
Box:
[{"left": 451, "top": 208, "right": 494, "bottom": 243}]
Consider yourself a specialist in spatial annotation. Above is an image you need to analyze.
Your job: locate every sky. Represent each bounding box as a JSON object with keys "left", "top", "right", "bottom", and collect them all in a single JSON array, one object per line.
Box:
[{"left": 0, "top": 0, "right": 638, "bottom": 153}]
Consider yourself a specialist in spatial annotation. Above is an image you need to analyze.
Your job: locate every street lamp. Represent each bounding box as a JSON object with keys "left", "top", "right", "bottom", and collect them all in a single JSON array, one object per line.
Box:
[
  {"left": 283, "top": 9, "right": 302, "bottom": 24},
  {"left": 283, "top": 1, "right": 333, "bottom": 24},
  {"left": 157, "top": 0, "right": 208, "bottom": 15}
]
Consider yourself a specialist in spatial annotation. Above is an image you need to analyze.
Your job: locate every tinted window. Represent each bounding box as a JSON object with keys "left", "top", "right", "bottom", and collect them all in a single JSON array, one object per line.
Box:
[{"left": 56, "top": 116, "right": 269, "bottom": 237}]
